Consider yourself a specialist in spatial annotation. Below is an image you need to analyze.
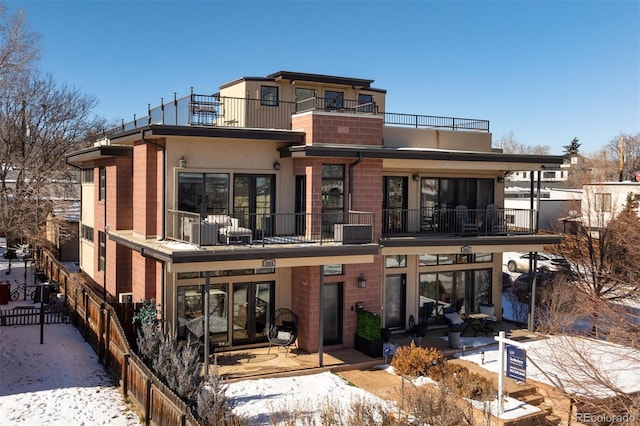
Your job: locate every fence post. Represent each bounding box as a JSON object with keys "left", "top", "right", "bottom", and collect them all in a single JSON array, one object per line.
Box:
[
  {"left": 145, "top": 378, "right": 152, "bottom": 426},
  {"left": 122, "top": 353, "right": 130, "bottom": 396},
  {"left": 104, "top": 308, "right": 111, "bottom": 370},
  {"left": 98, "top": 303, "right": 105, "bottom": 363},
  {"left": 83, "top": 291, "right": 89, "bottom": 341}
]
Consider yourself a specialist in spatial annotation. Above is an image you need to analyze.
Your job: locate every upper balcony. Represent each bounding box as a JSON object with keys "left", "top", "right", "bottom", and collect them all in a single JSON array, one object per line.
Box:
[
  {"left": 166, "top": 209, "right": 375, "bottom": 248},
  {"left": 103, "top": 91, "right": 490, "bottom": 138}
]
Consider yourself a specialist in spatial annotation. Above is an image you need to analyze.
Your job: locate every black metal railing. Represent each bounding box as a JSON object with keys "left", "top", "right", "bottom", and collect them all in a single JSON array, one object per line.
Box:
[
  {"left": 382, "top": 207, "right": 535, "bottom": 237},
  {"left": 104, "top": 91, "right": 490, "bottom": 137},
  {"left": 167, "top": 209, "right": 374, "bottom": 247}
]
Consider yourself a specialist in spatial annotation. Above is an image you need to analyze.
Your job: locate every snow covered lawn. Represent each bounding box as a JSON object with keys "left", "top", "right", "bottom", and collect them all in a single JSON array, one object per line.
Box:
[{"left": 0, "top": 324, "right": 140, "bottom": 425}]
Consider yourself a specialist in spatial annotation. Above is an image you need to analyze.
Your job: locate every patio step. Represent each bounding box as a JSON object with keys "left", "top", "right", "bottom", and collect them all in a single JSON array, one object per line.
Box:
[{"left": 519, "top": 393, "right": 545, "bottom": 406}]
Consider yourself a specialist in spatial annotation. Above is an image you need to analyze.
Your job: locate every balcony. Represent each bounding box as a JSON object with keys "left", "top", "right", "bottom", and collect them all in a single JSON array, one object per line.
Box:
[
  {"left": 382, "top": 206, "right": 536, "bottom": 237},
  {"left": 167, "top": 210, "right": 375, "bottom": 248},
  {"left": 104, "top": 91, "right": 490, "bottom": 138}
]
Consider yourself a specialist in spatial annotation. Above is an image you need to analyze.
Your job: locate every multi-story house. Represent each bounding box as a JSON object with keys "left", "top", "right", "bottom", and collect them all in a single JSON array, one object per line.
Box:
[{"left": 66, "top": 71, "right": 562, "bottom": 354}]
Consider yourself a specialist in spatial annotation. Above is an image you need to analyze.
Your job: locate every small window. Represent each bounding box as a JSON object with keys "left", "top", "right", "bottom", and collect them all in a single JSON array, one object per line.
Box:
[
  {"left": 260, "top": 86, "right": 279, "bottom": 106},
  {"left": 82, "top": 169, "right": 94, "bottom": 183},
  {"left": 98, "top": 231, "right": 106, "bottom": 271},
  {"left": 324, "top": 90, "right": 344, "bottom": 110},
  {"left": 81, "top": 225, "right": 94, "bottom": 242},
  {"left": 323, "top": 264, "right": 344, "bottom": 276},
  {"left": 595, "top": 193, "right": 612, "bottom": 213},
  {"left": 98, "top": 167, "right": 106, "bottom": 201},
  {"left": 386, "top": 255, "right": 406, "bottom": 268}
]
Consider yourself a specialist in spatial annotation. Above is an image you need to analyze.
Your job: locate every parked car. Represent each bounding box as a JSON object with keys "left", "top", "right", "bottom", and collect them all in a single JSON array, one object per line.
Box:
[
  {"left": 502, "top": 272, "right": 513, "bottom": 289},
  {"left": 512, "top": 271, "right": 555, "bottom": 304},
  {"left": 505, "top": 252, "right": 569, "bottom": 274}
]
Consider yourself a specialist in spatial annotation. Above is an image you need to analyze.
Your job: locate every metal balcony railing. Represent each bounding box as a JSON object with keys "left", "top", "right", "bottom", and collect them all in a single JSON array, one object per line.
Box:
[
  {"left": 167, "top": 209, "right": 375, "bottom": 248},
  {"left": 104, "top": 91, "right": 489, "bottom": 138},
  {"left": 382, "top": 207, "right": 536, "bottom": 237}
]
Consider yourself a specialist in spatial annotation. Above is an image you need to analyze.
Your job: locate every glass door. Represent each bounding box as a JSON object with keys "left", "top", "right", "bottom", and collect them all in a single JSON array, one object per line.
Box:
[
  {"left": 232, "top": 281, "right": 274, "bottom": 344},
  {"left": 384, "top": 274, "right": 406, "bottom": 330},
  {"left": 233, "top": 175, "right": 275, "bottom": 240},
  {"left": 323, "top": 282, "right": 343, "bottom": 345},
  {"left": 383, "top": 177, "right": 408, "bottom": 233}
]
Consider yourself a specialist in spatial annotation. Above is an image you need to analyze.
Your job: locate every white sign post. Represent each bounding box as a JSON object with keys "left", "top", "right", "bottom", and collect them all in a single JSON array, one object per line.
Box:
[{"left": 494, "top": 331, "right": 526, "bottom": 415}]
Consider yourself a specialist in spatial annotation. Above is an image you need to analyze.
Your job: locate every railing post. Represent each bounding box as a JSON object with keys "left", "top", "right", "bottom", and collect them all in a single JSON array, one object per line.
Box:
[
  {"left": 145, "top": 378, "right": 152, "bottom": 426},
  {"left": 104, "top": 308, "right": 111, "bottom": 369}
]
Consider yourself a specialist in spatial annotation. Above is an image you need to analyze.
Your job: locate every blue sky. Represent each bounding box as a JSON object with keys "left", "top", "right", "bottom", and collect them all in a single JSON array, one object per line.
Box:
[{"left": 7, "top": 0, "right": 639, "bottom": 155}]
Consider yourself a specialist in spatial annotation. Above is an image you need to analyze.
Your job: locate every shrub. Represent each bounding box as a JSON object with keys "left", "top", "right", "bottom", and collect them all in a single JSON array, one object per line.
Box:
[
  {"left": 436, "top": 363, "right": 496, "bottom": 401},
  {"left": 390, "top": 342, "right": 445, "bottom": 378},
  {"left": 356, "top": 310, "right": 382, "bottom": 340}
]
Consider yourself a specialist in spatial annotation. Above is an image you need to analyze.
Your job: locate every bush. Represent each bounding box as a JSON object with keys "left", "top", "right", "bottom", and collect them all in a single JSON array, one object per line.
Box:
[
  {"left": 390, "top": 342, "right": 445, "bottom": 378},
  {"left": 432, "top": 363, "right": 496, "bottom": 401},
  {"left": 356, "top": 310, "right": 382, "bottom": 340}
]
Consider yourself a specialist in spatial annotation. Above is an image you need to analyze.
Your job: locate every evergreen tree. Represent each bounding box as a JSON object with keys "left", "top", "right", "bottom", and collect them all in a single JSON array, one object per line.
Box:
[{"left": 563, "top": 137, "right": 581, "bottom": 155}]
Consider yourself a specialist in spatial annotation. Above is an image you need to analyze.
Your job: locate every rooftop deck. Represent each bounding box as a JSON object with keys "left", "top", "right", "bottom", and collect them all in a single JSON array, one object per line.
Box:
[{"left": 104, "top": 90, "right": 490, "bottom": 138}]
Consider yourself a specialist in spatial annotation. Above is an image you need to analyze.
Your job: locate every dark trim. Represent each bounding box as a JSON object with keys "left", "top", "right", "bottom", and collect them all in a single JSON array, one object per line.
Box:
[
  {"left": 66, "top": 145, "right": 133, "bottom": 164},
  {"left": 107, "top": 232, "right": 379, "bottom": 263},
  {"left": 267, "top": 71, "right": 375, "bottom": 89},
  {"left": 280, "top": 145, "right": 565, "bottom": 165},
  {"left": 380, "top": 234, "right": 562, "bottom": 248},
  {"left": 108, "top": 124, "right": 305, "bottom": 144}
]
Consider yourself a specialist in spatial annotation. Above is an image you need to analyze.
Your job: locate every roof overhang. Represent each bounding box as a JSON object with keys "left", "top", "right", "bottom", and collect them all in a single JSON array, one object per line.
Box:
[
  {"left": 280, "top": 144, "right": 564, "bottom": 170},
  {"left": 106, "top": 124, "right": 306, "bottom": 145},
  {"left": 66, "top": 145, "right": 133, "bottom": 165},
  {"left": 380, "top": 234, "right": 562, "bottom": 254}
]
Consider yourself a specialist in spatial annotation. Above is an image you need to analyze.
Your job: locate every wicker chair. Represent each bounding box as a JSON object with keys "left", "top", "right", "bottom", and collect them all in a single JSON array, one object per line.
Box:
[{"left": 267, "top": 308, "right": 298, "bottom": 357}]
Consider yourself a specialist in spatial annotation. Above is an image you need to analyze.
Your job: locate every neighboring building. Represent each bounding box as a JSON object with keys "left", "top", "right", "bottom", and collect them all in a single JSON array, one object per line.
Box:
[
  {"left": 504, "top": 186, "right": 583, "bottom": 232},
  {"left": 581, "top": 181, "right": 640, "bottom": 230},
  {"left": 66, "top": 71, "right": 562, "bottom": 353}
]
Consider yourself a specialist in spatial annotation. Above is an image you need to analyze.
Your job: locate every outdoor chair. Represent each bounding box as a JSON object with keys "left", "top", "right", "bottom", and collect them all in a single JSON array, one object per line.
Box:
[
  {"left": 485, "top": 204, "right": 507, "bottom": 234},
  {"left": 268, "top": 308, "right": 298, "bottom": 357},
  {"left": 455, "top": 204, "right": 480, "bottom": 234}
]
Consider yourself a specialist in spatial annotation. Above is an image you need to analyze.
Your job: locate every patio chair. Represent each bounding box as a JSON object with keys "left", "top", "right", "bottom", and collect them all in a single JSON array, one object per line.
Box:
[
  {"left": 267, "top": 308, "right": 298, "bottom": 357},
  {"left": 455, "top": 204, "right": 480, "bottom": 234},
  {"left": 485, "top": 204, "right": 507, "bottom": 234}
]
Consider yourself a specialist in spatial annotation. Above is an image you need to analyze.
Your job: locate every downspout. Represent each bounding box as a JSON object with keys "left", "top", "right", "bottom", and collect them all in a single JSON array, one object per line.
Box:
[
  {"left": 140, "top": 129, "right": 167, "bottom": 331},
  {"left": 348, "top": 153, "right": 363, "bottom": 211}
]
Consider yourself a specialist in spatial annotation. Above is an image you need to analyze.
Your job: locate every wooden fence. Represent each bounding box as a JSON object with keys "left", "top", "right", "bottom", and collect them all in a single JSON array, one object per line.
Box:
[{"left": 31, "top": 255, "right": 201, "bottom": 426}]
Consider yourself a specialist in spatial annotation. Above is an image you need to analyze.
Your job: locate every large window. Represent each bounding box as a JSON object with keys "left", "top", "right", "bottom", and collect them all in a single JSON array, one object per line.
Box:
[
  {"left": 420, "top": 177, "right": 494, "bottom": 211},
  {"left": 260, "top": 86, "right": 278, "bottom": 106},
  {"left": 98, "top": 167, "right": 106, "bottom": 201},
  {"left": 324, "top": 90, "right": 344, "bottom": 110},
  {"left": 98, "top": 231, "right": 106, "bottom": 271},
  {"left": 419, "top": 269, "right": 492, "bottom": 314},
  {"left": 357, "top": 94, "right": 374, "bottom": 112},
  {"left": 178, "top": 172, "right": 229, "bottom": 216},
  {"left": 595, "top": 193, "right": 612, "bottom": 213}
]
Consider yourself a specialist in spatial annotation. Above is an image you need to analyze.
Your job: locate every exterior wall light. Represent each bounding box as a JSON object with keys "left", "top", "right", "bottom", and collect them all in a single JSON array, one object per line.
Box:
[
  {"left": 357, "top": 273, "right": 367, "bottom": 288},
  {"left": 178, "top": 156, "right": 187, "bottom": 168},
  {"left": 412, "top": 173, "right": 420, "bottom": 181},
  {"left": 273, "top": 160, "right": 281, "bottom": 170}
]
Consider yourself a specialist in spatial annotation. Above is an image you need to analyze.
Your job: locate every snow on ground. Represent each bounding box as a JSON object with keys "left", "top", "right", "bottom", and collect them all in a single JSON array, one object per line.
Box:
[
  {"left": 458, "top": 334, "right": 640, "bottom": 399},
  {"left": 225, "top": 371, "right": 395, "bottom": 424},
  {"left": 0, "top": 324, "right": 141, "bottom": 425}
]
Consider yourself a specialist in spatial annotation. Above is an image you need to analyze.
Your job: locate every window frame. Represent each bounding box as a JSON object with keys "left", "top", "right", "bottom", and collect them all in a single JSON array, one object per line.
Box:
[
  {"left": 324, "top": 90, "right": 344, "bottom": 110},
  {"left": 98, "top": 231, "right": 106, "bottom": 271},
  {"left": 260, "top": 85, "right": 279, "bottom": 106},
  {"left": 98, "top": 167, "right": 106, "bottom": 201},
  {"left": 595, "top": 193, "right": 612, "bottom": 213}
]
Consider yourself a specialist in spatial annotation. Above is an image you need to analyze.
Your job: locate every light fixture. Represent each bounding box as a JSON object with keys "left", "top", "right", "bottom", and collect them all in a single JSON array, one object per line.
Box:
[
  {"left": 497, "top": 175, "right": 504, "bottom": 183},
  {"left": 412, "top": 173, "right": 420, "bottom": 181},
  {"left": 178, "top": 156, "right": 186, "bottom": 168},
  {"left": 357, "top": 273, "right": 366, "bottom": 288},
  {"left": 273, "top": 159, "right": 281, "bottom": 170}
]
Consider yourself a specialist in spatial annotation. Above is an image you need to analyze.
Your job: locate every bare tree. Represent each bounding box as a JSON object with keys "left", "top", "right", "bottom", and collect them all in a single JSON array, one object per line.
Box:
[
  {"left": 604, "top": 132, "right": 640, "bottom": 182},
  {"left": 496, "top": 131, "right": 551, "bottom": 155},
  {"left": 552, "top": 190, "right": 640, "bottom": 339},
  {"left": 0, "top": 6, "right": 99, "bottom": 249}
]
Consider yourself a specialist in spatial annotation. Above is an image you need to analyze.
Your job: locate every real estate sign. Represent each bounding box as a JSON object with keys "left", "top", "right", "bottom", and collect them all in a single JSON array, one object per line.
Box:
[{"left": 506, "top": 345, "right": 526, "bottom": 382}]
